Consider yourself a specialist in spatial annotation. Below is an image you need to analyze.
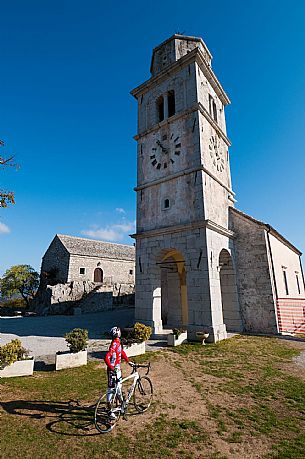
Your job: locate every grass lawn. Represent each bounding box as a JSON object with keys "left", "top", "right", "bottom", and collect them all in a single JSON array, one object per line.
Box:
[{"left": 1, "top": 335, "right": 305, "bottom": 458}]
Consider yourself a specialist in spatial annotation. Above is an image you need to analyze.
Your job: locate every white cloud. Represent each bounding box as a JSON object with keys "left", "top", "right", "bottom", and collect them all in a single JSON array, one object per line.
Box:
[
  {"left": 115, "top": 208, "right": 126, "bottom": 214},
  {"left": 82, "top": 228, "right": 123, "bottom": 241},
  {"left": 81, "top": 220, "right": 135, "bottom": 242},
  {"left": 112, "top": 222, "right": 135, "bottom": 232},
  {"left": 0, "top": 222, "right": 10, "bottom": 234}
]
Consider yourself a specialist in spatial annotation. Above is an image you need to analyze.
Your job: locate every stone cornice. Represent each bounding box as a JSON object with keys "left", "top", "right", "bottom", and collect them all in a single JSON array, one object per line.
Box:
[
  {"left": 134, "top": 102, "right": 231, "bottom": 147},
  {"left": 205, "top": 219, "right": 235, "bottom": 238},
  {"left": 131, "top": 219, "right": 234, "bottom": 240},
  {"left": 134, "top": 104, "right": 199, "bottom": 141},
  {"left": 131, "top": 47, "right": 230, "bottom": 106},
  {"left": 134, "top": 164, "right": 235, "bottom": 197},
  {"left": 198, "top": 102, "right": 231, "bottom": 147}
]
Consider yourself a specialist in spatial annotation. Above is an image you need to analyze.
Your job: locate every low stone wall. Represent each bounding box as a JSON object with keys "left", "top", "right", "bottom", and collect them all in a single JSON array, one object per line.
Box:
[{"left": 31, "top": 281, "right": 135, "bottom": 315}]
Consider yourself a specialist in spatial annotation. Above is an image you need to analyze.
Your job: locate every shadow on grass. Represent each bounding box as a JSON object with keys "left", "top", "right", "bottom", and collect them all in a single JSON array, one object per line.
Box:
[
  {"left": 88, "top": 350, "right": 107, "bottom": 360},
  {"left": 0, "top": 399, "right": 99, "bottom": 436},
  {"left": 34, "top": 361, "right": 56, "bottom": 371}
]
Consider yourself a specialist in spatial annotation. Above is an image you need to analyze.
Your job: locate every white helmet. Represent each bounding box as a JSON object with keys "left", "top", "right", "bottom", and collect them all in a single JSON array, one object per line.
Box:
[{"left": 110, "top": 326, "right": 121, "bottom": 338}]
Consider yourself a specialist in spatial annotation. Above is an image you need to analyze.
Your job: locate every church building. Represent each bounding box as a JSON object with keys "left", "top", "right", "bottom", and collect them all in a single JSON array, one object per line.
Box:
[
  {"left": 131, "top": 34, "right": 305, "bottom": 341},
  {"left": 32, "top": 234, "right": 135, "bottom": 315}
]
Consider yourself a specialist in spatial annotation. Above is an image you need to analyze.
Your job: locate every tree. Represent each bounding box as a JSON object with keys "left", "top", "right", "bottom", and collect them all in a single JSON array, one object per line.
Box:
[
  {"left": 0, "top": 265, "right": 39, "bottom": 308},
  {"left": 0, "top": 139, "right": 17, "bottom": 208}
]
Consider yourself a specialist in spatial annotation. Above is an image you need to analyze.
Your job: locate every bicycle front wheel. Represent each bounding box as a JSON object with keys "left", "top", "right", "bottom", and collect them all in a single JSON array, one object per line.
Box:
[
  {"left": 94, "top": 393, "right": 121, "bottom": 433},
  {"left": 133, "top": 376, "right": 153, "bottom": 413}
]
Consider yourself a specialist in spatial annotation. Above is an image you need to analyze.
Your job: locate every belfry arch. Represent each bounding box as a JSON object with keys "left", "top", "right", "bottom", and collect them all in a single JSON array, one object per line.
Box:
[
  {"left": 219, "top": 249, "right": 242, "bottom": 332},
  {"left": 158, "top": 249, "right": 188, "bottom": 329}
]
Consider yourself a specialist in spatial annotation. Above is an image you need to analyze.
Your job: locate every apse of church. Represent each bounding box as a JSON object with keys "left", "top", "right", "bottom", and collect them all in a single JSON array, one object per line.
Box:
[{"left": 131, "top": 34, "right": 305, "bottom": 341}]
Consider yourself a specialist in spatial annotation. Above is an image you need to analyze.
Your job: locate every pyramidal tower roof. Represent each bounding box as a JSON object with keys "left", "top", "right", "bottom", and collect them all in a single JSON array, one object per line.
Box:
[{"left": 150, "top": 34, "right": 212, "bottom": 77}]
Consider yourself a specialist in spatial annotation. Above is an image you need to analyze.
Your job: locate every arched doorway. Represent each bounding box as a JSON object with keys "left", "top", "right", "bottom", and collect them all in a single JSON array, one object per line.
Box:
[
  {"left": 94, "top": 267, "right": 103, "bottom": 283},
  {"left": 219, "top": 249, "right": 242, "bottom": 332},
  {"left": 159, "top": 249, "right": 188, "bottom": 329}
]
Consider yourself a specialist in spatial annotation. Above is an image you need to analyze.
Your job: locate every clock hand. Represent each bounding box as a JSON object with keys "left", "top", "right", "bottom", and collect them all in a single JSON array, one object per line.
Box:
[{"left": 156, "top": 140, "right": 168, "bottom": 153}]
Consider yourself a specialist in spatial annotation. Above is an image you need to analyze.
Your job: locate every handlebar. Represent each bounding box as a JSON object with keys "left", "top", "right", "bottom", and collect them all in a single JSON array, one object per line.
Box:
[{"left": 130, "top": 362, "right": 151, "bottom": 376}]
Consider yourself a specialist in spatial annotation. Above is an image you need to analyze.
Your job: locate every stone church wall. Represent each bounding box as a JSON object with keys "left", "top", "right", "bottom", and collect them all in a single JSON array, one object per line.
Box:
[
  {"left": 36, "top": 235, "right": 135, "bottom": 315},
  {"left": 229, "top": 210, "right": 278, "bottom": 334},
  {"left": 68, "top": 254, "right": 135, "bottom": 284},
  {"left": 31, "top": 280, "right": 134, "bottom": 315},
  {"left": 41, "top": 237, "right": 70, "bottom": 283}
]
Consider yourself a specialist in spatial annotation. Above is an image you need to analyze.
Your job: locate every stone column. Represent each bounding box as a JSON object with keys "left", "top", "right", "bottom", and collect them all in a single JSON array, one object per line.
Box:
[
  {"left": 135, "top": 240, "right": 163, "bottom": 334},
  {"left": 163, "top": 93, "right": 169, "bottom": 120}
]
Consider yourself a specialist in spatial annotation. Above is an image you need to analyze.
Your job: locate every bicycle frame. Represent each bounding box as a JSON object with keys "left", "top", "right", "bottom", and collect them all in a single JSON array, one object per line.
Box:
[
  {"left": 94, "top": 362, "right": 152, "bottom": 433},
  {"left": 110, "top": 371, "right": 140, "bottom": 415}
]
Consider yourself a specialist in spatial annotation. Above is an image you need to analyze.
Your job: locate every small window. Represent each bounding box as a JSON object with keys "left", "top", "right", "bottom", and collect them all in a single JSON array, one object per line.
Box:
[
  {"left": 209, "top": 95, "right": 217, "bottom": 123},
  {"left": 296, "top": 273, "right": 301, "bottom": 295},
  {"left": 212, "top": 101, "right": 217, "bottom": 122},
  {"left": 168, "top": 90, "right": 175, "bottom": 117},
  {"left": 164, "top": 198, "right": 170, "bottom": 209},
  {"left": 129, "top": 269, "right": 133, "bottom": 275},
  {"left": 283, "top": 269, "right": 289, "bottom": 295},
  {"left": 79, "top": 268, "right": 85, "bottom": 275},
  {"left": 156, "top": 96, "right": 164, "bottom": 122}
]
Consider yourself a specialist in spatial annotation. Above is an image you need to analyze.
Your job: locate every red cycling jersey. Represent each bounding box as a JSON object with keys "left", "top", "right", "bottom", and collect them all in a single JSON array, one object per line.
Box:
[{"left": 105, "top": 337, "right": 129, "bottom": 371}]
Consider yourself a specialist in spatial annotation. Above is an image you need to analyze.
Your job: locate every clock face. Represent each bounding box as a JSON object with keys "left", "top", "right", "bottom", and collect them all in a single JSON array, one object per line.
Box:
[
  {"left": 150, "top": 133, "right": 181, "bottom": 170},
  {"left": 209, "top": 135, "right": 225, "bottom": 172}
]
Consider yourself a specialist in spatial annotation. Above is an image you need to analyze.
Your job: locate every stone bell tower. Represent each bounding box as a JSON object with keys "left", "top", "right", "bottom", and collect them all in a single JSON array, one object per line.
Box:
[{"left": 131, "top": 35, "right": 242, "bottom": 342}]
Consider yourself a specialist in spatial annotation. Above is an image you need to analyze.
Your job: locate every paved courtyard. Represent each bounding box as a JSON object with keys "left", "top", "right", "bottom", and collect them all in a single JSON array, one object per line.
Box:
[
  {"left": 0, "top": 307, "right": 167, "bottom": 367},
  {"left": 0, "top": 307, "right": 135, "bottom": 357}
]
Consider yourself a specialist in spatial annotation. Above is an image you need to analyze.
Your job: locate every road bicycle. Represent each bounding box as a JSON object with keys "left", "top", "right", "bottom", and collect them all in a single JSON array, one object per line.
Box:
[{"left": 94, "top": 362, "right": 153, "bottom": 433}]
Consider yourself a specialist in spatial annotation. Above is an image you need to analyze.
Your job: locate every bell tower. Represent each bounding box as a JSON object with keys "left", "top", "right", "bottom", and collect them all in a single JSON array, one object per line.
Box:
[{"left": 131, "top": 35, "right": 242, "bottom": 342}]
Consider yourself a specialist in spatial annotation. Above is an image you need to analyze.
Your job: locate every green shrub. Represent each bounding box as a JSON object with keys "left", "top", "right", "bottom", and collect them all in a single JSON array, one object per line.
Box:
[
  {"left": 172, "top": 328, "right": 186, "bottom": 339},
  {"left": 121, "top": 327, "right": 137, "bottom": 346},
  {"left": 134, "top": 322, "right": 152, "bottom": 342},
  {"left": 0, "top": 339, "right": 28, "bottom": 368},
  {"left": 64, "top": 328, "right": 88, "bottom": 353},
  {"left": 0, "top": 298, "right": 27, "bottom": 309}
]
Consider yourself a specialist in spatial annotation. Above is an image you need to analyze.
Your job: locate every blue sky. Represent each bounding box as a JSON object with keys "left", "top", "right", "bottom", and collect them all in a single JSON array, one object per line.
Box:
[{"left": 1, "top": 0, "right": 305, "bottom": 274}]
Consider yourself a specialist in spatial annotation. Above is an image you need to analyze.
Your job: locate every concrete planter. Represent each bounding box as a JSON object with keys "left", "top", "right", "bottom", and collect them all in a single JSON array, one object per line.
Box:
[
  {"left": 124, "top": 341, "right": 145, "bottom": 357},
  {"left": 167, "top": 332, "right": 188, "bottom": 347},
  {"left": 55, "top": 349, "right": 87, "bottom": 371},
  {"left": 0, "top": 358, "right": 34, "bottom": 378},
  {"left": 196, "top": 332, "right": 210, "bottom": 345}
]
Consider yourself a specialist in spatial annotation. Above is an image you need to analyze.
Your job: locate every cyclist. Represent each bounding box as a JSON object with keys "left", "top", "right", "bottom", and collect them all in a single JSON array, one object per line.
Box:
[{"left": 104, "top": 326, "right": 132, "bottom": 419}]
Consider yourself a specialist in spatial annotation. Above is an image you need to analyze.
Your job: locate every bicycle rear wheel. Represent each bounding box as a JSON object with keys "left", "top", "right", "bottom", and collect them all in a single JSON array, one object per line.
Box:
[
  {"left": 94, "top": 393, "right": 121, "bottom": 433},
  {"left": 133, "top": 376, "right": 153, "bottom": 413}
]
